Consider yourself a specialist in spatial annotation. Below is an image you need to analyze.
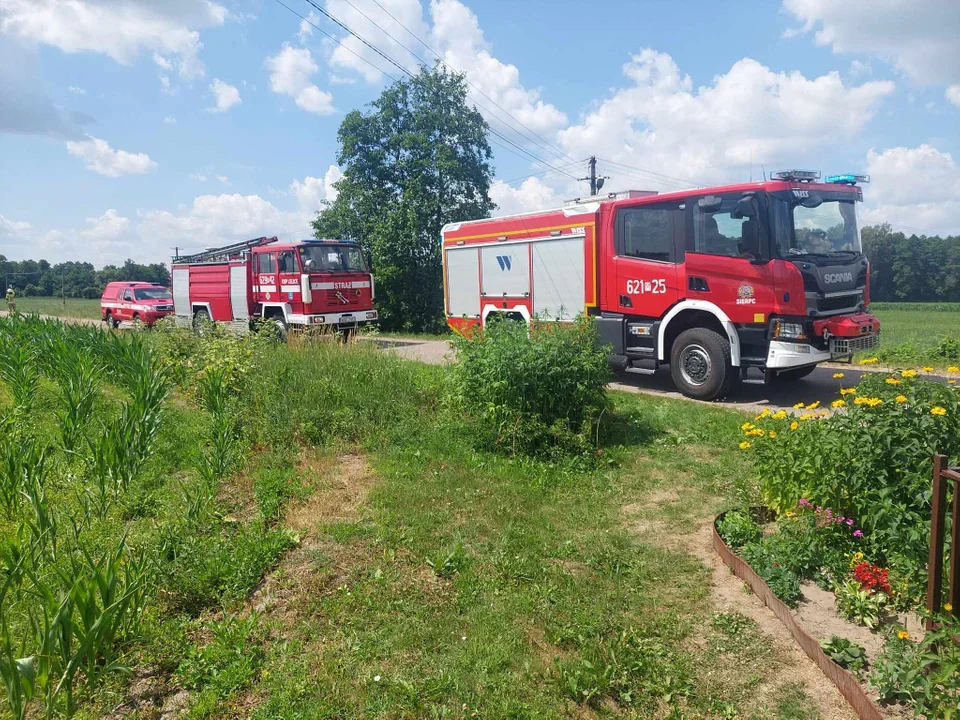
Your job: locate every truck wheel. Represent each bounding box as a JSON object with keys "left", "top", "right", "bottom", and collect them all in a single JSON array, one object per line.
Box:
[
  {"left": 193, "top": 308, "right": 211, "bottom": 334},
  {"left": 132, "top": 313, "right": 143, "bottom": 329},
  {"left": 775, "top": 365, "right": 817, "bottom": 382},
  {"left": 670, "top": 327, "right": 733, "bottom": 401},
  {"left": 272, "top": 316, "right": 288, "bottom": 343},
  {"left": 105, "top": 311, "right": 119, "bottom": 329}
]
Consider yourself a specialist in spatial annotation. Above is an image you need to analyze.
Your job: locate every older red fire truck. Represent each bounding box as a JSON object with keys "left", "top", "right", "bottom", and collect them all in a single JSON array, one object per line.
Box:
[
  {"left": 442, "top": 171, "right": 880, "bottom": 400},
  {"left": 171, "top": 237, "right": 377, "bottom": 337}
]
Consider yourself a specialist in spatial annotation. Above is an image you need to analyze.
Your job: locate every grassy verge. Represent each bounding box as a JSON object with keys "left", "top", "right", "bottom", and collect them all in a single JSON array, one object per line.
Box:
[
  {"left": 2, "top": 326, "right": 828, "bottom": 719},
  {"left": 6, "top": 296, "right": 102, "bottom": 319}
]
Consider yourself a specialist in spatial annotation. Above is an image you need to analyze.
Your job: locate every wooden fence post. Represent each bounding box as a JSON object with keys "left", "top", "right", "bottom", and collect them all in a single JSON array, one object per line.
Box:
[
  {"left": 927, "top": 454, "right": 948, "bottom": 630},
  {"left": 951, "top": 467, "right": 960, "bottom": 614}
]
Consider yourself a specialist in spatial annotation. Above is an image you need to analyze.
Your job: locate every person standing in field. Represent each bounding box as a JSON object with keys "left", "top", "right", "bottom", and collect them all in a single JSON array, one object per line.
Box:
[{"left": 4, "top": 287, "right": 15, "bottom": 315}]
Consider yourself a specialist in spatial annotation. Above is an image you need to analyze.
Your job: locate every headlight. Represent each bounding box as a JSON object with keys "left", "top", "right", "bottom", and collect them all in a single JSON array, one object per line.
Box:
[{"left": 773, "top": 320, "right": 807, "bottom": 340}]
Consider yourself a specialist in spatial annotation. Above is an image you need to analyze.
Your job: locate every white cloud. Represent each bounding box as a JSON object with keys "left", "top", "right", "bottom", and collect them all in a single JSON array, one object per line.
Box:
[
  {"left": 0, "top": 0, "right": 228, "bottom": 79},
  {"left": 152, "top": 51, "right": 172, "bottom": 71},
  {"left": 65, "top": 135, "right": 158, "bottom": 177},
  {"left": 266, "top": 45, "right": 335, "bottom": 115},
  {"left": 163, "top": 115, "right": 176, "bottom": 124},
  {"left": 782, "top": 0, "right": 960, "bottom": 87},
  {"left": 296, "top": 10, "right": 320, "bottom": 43},
  {"left": 208, "top": 78, "right": 241, "bottom": 112},
  {"left": 217, "top": 175, "right": 229, "bottom": 184},
  {"left": 81, "top": 209, "right": 131, "bottom": 239},
  {"left": 159, "top": 75, "right": 176, "bottom": 95},
  {"left": 947, "top": 86, "right": 960, "bottom": 109},
  {"left": 325, "top": 0, "right": 426, "bottom": 82},
  {"left": 291, "top": 165, "right": 342, "bottom": 212},
  {"left": 0, "top": 214, "right": 31, "bottom": 237},
  {"left": 190, "top": 173, "right": 207, "bottom": 181},
  {"left": 67, "top": 85, "right": 86, "bottom": 95},
  {"left": 861, "top": 145, "right": 960, "bottom": 235},
  {"left": 329, "top": 74, "right": 357, "bottom": 85},
  {"left": 848, "top": 60, "right": 870, "bottom": 77},
  {"left": 556, "top": 50, "right": 894, "bottom": 189},
  {"left": 490, "top": 177, "right": 563, "bottom": 217}
]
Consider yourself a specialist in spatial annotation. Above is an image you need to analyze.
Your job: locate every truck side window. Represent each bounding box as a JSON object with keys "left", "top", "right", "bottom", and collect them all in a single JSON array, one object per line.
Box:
[
  {"left": 278, "top": 251, "right": 298, "bottom": 274},
  {"left": 691, "top": 194, "right": 760, "bottom": 259},
  {"left": 122, "top": 289, "right": 132, "bottom": 301},
  {"left": 258, "top": 253, "right": 277, "bottom": 274},
  {"left": 619, "top": 207, "right": 674, "bottom": 262}
]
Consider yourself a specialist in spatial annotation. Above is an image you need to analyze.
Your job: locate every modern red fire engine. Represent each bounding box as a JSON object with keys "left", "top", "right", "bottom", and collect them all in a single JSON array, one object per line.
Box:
[
  {"left": 171, "top": 237, "right": 377, "bottom": 337},
  {"left": 442, "top": 170, "right": 880, "bottom": 400}
]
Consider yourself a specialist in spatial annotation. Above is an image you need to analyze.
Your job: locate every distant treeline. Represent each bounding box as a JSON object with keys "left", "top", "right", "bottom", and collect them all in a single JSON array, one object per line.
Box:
[
  {"left": 1, "top": 223, "right": 957, "bottom": 303},
  {"left": 863, "top": 225, "right": 960, "bottom": 303},
  {"left": 0, "top": 257, "right": 170, "bottom": 299}
]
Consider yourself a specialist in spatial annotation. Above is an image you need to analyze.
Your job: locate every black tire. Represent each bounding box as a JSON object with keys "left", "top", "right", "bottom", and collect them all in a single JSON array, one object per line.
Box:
[
  {"left": 193, "top": 308, "right": 211, "bottom": 334},
  {"left": 669, "top": 327, "right": 734, "bottom": 401},
  {"left": 775, "top": 365, "right": 818, "bottom": 382},
  {"left": 271, "top": 315, "right": 289, "bottom": 343},
  {"left": 105, "top": 312, "right": 119, "bottom": 329},
  {"left": 132, "top": 313, "right": 143, "bottom": 329}
]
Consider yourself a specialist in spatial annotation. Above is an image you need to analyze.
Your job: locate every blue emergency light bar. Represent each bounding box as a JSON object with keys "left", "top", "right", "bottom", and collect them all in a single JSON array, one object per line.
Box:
[
  {"left": 824, "top": 174, "right": 870, "bottom": 185},
  {"left": 771, "top": 169, "right": 821, "bottom": 182}
]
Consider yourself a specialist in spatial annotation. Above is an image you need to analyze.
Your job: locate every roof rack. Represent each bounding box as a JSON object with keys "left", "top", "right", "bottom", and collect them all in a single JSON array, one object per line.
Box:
[
  {"left": 565, "top": 189, "right": 658, "bottom": 205},
  {"left": 173, "top": 236, "right": 277, "bottom": 265}
]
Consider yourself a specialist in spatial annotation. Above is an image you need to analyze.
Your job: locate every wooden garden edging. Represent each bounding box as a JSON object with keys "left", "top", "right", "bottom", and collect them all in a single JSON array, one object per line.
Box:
[
  {"left": 928, "top": 454, "right": 960, "bottom": 630},
  {"left": 712, "top": 511, "right": 885, "bottom": 720}
]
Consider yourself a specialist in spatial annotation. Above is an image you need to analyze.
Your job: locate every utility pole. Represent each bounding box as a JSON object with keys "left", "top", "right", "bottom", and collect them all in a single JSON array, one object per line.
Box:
[{"left": 579, "top": 156, "right": 609, "bottom": 196}]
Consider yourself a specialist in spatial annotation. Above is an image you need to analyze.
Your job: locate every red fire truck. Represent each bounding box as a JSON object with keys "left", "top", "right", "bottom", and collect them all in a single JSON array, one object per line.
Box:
[
  {"left": 442, "top": 171, "right": 880, "bottom": 400},
  {"left": 171, "top": 237, "right": 377, "bottom": 337}
]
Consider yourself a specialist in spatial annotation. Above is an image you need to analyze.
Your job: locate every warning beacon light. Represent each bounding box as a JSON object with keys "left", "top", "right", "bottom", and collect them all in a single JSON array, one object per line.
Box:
[
  {"left": 771, "top": 169, "right": 821, "bottom": 182},
  {"left": 825, "top": 173, "right": 870, "bottom": 185}
]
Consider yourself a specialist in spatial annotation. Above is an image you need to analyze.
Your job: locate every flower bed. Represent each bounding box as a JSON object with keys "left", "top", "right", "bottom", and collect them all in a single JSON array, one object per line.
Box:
[{"left": 728, "top": 370, "right": 960, "bottom": 717}]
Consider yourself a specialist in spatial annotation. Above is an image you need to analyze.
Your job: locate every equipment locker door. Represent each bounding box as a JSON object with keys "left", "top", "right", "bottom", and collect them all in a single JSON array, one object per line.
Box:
[{"left": 611, "top": 203, "right": 684, "bottom": 318}]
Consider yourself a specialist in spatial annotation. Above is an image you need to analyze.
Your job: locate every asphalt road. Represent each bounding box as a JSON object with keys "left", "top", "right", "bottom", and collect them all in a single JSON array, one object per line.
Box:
[{"left": 377, "top": 337, "right": 948, "bottom": 415}]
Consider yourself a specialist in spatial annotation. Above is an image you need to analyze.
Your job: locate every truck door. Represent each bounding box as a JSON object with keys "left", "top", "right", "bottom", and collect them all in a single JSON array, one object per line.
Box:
[
  {"left": 119, "top": 288, "right": 133, "bottom": 321},
  {"left": 277, "top": 250, "right": 301, "bottom": 308},
  {"left": 256, "top": 251, "right": 278, "bottom": 303},
  {"left": 684, "top": 193, "right": 777, "bottom": 328},
  {"left": 613, "top": 203, "right": 684, "bottom": 319}
]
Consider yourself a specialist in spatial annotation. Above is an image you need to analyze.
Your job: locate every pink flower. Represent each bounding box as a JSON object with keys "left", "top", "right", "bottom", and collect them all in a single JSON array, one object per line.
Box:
[
  {"left": 853, "top": 530, "right": 863, "bottom": 538},
  {"left": 846, "top": 518, "right": 854, "bottom": 526},
  {"left": 798, "top": 498, "right": 811, "bottom": 507}
]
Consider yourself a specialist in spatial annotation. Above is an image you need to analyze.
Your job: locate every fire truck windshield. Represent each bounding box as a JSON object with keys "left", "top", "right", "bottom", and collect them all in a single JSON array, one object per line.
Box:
[
  {"left": 298, "top": 244, "right": 366, "bottom": 273},
  {"left": 134, "top": 287, "right": 172, "bottom": 300},
  {"left": 771, "top": 195, "right": 862, "bottom": 258}
]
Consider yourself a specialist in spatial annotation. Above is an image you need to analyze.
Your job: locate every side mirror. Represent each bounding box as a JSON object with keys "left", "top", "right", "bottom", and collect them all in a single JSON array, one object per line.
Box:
[
  {"left": 733, "top": 194, "right": 758, "bottom": 219},
  {"left": 303, "top": 258, "right": 315, "bottom": 271},
  {"left": 800, "top": 194, "right": 823, "bottom": 209}
]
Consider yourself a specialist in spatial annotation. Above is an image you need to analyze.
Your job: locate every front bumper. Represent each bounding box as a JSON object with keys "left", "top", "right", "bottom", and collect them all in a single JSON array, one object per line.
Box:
[
  {"left": 766, "top": 340, "right": 831, "bottom": 369},
  {"left": 303, "top": 310, "right": 378, "bottom": 327}
]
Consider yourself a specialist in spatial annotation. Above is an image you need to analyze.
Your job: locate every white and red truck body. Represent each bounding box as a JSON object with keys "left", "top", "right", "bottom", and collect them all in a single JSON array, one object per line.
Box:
[
  {"left": 442, "top": 174, "right": 881, "bottom": 399},
  {"left": 171, "top": 237, "right": 377, "bottom": 332}
]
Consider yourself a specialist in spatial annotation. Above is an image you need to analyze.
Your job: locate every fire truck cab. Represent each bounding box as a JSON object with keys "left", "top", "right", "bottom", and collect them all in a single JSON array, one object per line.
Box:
[
  {"left": 442, "top": 171, "right": 880, "bottom": 400},
  {"left": 171, "top": 237, "right": 377, "bottom": 337}
]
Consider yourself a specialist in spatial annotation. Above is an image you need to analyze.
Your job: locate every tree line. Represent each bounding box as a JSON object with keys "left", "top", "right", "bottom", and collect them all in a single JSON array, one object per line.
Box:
[
  {"left": 862, "top": 225, "right": 960, "bottom": 303},
  {"left": 0, "top": 257, "right": 170, "bottom": 299}
]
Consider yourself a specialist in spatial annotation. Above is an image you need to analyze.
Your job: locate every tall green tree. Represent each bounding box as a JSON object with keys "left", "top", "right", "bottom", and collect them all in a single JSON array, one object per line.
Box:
[{"left": 313, "top": 65, "right": 495, "bottom": 332}]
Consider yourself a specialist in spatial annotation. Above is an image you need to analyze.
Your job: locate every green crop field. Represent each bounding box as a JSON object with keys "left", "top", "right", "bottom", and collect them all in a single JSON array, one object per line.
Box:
[
  {"left": 858, "top": 303, "right": 960, "bottom": 368},
  {"left": 6, "top": 296, "right": 102, "bottom": 320},
  {"left": 0, "top": 314, "right": 832, "bottom": 720}
]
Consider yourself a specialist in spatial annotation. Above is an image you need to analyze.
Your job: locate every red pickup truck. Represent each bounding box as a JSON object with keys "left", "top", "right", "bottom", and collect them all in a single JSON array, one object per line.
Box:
[{"left": 101, "top": 282, "right": 174, "bottom": 328}]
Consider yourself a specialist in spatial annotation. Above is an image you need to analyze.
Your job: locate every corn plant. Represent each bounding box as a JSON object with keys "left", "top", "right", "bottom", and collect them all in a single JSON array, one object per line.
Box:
[
  {"left": 51, "top": 339, "right": 103, "bottom": 452},
  {"left": 0, "top": 333, "right": 40, "bottom": 411},
  {"left": 0, "top": 425, "right": 46, "bottom": 520}
]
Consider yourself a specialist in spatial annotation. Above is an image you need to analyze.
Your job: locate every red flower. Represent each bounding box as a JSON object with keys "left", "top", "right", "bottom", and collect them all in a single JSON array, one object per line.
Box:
[{"left": 852, "top": 562, "right": 891, "bottom": 595}]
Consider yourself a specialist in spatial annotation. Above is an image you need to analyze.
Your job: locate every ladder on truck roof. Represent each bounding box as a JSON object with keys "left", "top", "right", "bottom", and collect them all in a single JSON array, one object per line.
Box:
[{"left": 172, "top": 236, "right": 278, "bottom": 265}]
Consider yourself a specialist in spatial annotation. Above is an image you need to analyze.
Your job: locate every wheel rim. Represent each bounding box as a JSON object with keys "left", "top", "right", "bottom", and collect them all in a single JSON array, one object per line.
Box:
[{"left": 679, "top": 343, "right": 712, "bottom": 386}]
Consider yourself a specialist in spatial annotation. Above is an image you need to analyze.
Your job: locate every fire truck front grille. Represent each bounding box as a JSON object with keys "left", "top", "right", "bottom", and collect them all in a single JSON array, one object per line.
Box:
[
  {"left": 325, "top": 289, "right": 361, "bottom": 307},
  {"left": 830, "top": 332, "right": 879, "bottom": 356},
  {"left": 808, "top": 292, "right": 863, "bottom": 315},
  {"left": 155, "top": 305, "right": 173, "bottom": 311}
]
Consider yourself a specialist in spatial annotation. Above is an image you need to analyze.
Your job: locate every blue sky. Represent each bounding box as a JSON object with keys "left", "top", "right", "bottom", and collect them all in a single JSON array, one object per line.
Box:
[{"left": 1, "top": 0, "right": 958, "bottom": 265}]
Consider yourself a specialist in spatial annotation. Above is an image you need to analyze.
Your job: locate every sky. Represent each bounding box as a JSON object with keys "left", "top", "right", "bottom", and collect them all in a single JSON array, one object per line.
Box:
[{"left": 1, "top": 0, "right": 959, "bottom": 266}]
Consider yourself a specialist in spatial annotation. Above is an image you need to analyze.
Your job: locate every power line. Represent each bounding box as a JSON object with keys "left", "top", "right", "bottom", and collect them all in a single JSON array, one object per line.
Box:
[
  {"left": 272, "top": 0, "right": 398, "bottom": 81},
  {"left": 499, "top": 158, "right": 587, "bottom": 186},
  {"left": 339, "top": 0, "right": 577, "bottom": 166},
  {"left": 595, "top": 156, "right": 701, "bottom": 188}
]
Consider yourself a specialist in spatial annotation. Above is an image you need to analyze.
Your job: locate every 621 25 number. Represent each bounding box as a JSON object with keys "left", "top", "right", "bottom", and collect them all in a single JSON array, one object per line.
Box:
[{"left": 626, "top": 279, "right": 666, "bottom": 295}]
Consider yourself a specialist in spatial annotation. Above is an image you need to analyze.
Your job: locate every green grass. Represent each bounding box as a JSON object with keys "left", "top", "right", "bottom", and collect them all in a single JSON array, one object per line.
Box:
[
  {"left": 0, "top": 324, "right": 823, "bottom": 720},
  {"left": 856, "top": 304, "right": 960, "bottom": 367},
  {"left": 8, "top": 296, "right": 102, "bottom": 319}
]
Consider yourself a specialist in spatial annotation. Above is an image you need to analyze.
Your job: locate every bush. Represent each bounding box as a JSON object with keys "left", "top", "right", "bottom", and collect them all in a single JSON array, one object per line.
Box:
[
  {"left": 742, "top": 374, "right": 960, "bottom": 607},
  {"left": 716, "top": 509, "right": 761, "bottom": 548},
  {"left": 738, "top": 542, "right": 802, "bottom": 607},
  {"left": 820, "top": 636, "right": 867, "bottom": 672},
  {"left": 451, "top": 316, "right": 610, "bottom": 457}
]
